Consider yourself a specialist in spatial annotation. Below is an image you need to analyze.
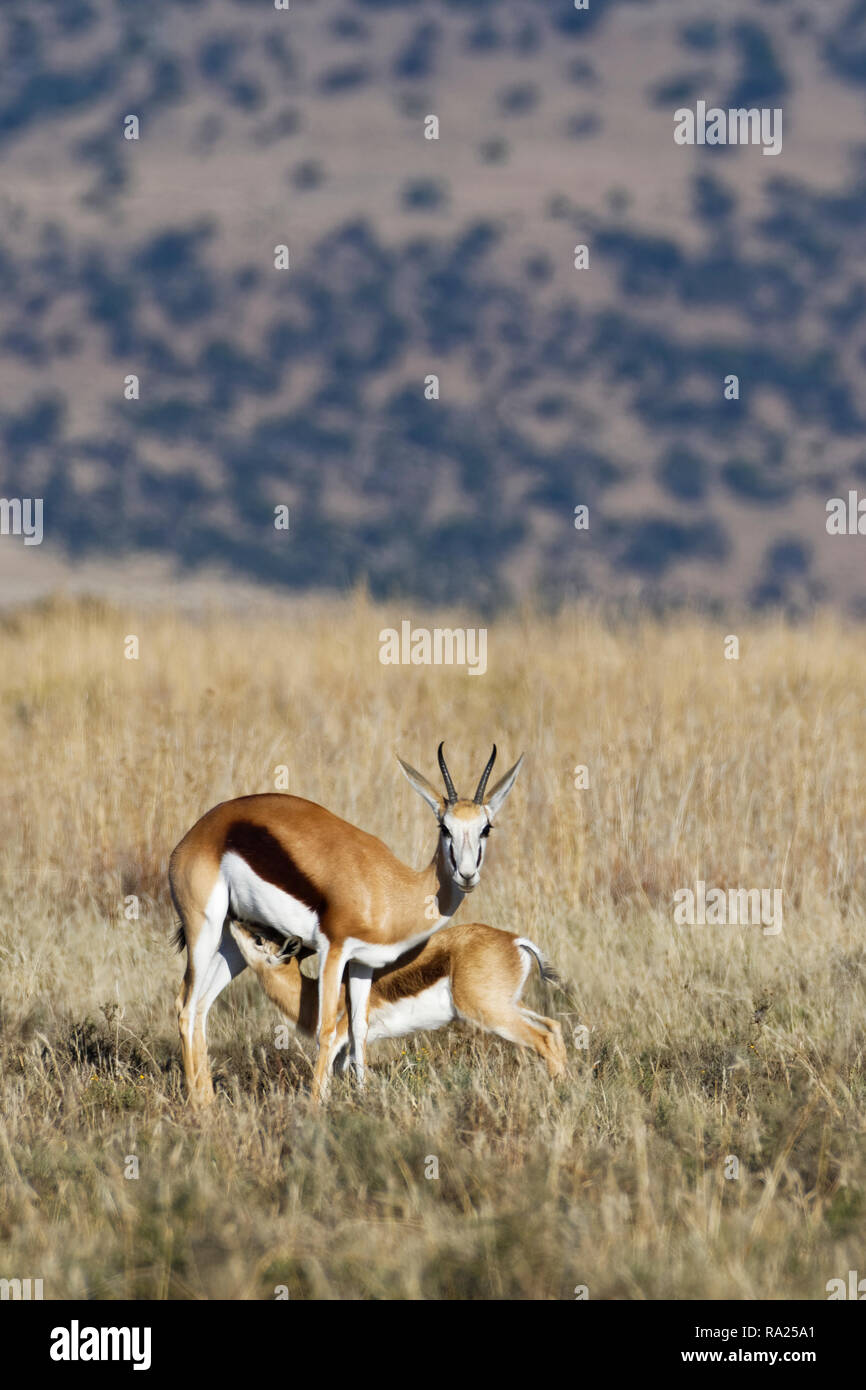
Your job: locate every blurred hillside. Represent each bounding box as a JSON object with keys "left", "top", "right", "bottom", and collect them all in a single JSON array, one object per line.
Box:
[{"left": 3, "top": 0, "right": 866, "bottom": 610}]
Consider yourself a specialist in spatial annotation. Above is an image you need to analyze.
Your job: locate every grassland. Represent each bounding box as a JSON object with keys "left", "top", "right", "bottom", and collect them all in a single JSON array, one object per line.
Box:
[{"left": 0, "top": 594, "right": 865, "bottom": 1300}]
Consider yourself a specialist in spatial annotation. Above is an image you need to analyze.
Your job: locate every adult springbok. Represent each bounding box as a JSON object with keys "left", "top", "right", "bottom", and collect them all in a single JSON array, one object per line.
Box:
[
  {"left": 229, "top": 919, "right": 567, "bottom": 1081},
  {"left": 169, "top": 743, "right": 523, "bottom": 1106}
]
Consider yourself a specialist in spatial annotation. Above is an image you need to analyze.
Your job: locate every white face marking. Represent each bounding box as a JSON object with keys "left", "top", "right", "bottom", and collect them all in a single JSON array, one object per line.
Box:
[
  {"left": 367, "top": 979, "right": 455, "bottom": 1043},
  {"left": 439, "top": 803, "right": 492, "bottom": 892},
  {"left": 221, "top": 851, "right": 319, "bottom": 944}
]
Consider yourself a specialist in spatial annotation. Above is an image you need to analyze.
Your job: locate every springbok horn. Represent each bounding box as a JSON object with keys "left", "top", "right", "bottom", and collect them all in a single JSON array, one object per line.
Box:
[
  {"left": 437, "top": 741, "right": 458, "bottom": 803},
  {"left": 473, "top": 745, "right": 497, "bottom": 803}
]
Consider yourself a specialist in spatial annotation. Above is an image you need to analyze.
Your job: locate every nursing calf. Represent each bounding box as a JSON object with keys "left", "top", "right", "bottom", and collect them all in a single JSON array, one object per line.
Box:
[{"left": 230, "top": 919, "right": 567, "bottom": 1082}]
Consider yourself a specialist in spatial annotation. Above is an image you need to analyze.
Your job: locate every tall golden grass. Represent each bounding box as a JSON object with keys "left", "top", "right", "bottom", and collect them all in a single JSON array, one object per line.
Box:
[{"left": 1, "top": 593, "right": 865, "bottom": 1299}]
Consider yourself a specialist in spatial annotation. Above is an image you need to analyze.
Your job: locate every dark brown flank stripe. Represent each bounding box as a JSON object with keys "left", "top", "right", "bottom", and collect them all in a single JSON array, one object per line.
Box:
[
  {"left": 371, "top": 942, "right": 450, "bottom": 1002},
  {"left": 224, "top": 821, "right": 327, "bottom": 917}
]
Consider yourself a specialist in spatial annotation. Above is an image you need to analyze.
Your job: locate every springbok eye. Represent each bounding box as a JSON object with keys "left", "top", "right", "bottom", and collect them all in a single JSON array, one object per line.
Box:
[
  {"left": 480, "top": 824, "right": 492, "bottom": 838},
  {"left": 439, "top": 823, "right": 452, "bottom": 838}
]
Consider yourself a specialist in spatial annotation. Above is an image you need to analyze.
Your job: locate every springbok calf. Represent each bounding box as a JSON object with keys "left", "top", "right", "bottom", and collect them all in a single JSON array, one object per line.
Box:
[
  {"left": 169, "top": 744, "right": 523, "bottom": 1105},
  {"left": 228, "top": 919, "right": 568, "bottom": 1080}
]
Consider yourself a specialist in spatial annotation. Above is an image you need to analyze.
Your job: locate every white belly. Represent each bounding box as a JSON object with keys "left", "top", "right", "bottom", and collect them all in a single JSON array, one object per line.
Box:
[
  {"left": 222, "top": 851, "right": 319, "bottom": 945},
  {"left": 368, "top": 979, "right": 455, "bottom": 1042},
  {"left": 343, "top": 918, "right": 449, "bottom": 970}
]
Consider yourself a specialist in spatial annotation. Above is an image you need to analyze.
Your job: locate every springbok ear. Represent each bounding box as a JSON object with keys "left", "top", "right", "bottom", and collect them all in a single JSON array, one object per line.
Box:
[
  {"left": 396, "top": 756, "right": 445, "bottom": 816},
  {"left": 484, "top": 754, "right": 524, "bottom": 818}
]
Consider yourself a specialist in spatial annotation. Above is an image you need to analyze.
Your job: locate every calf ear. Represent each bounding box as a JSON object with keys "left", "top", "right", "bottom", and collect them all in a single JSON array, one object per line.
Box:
[
  {"left": 484, "top": 754, "right": 524, "bottom": 818},
  {"left": 396, "top": 755, "right": 445, "bottom": 816},
  {"left": 300, "top": 953, "right": 320, "bottom": 981},
  {"left": 275, "top": 937, "right": 303, "bottom": 962}
]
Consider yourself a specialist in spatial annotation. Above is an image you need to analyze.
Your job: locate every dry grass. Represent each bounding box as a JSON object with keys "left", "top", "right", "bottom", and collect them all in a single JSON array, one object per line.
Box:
[{"left": 1, "top": 593, "right": 865, "bottom": 1299}]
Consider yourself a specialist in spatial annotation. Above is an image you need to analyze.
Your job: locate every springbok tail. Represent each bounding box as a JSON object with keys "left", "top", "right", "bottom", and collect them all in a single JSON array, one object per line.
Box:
[
  {"left": 514, "top": 937, "right": 562, "bottom": 987},
  {"left": 168, "top": 876, "right": 187, "bottom": 953},
  {"left": 515, "top": 937, "right": 577, "bottom": 1008}
]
